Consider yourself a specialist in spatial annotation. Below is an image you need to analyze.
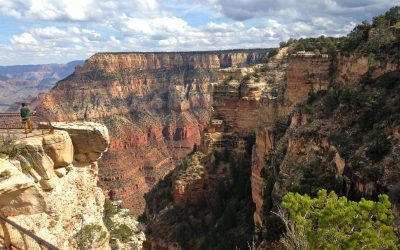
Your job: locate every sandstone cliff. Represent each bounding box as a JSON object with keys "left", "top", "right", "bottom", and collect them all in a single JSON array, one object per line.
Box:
[
  {"left": 252, "top": 49, "right": 400, "bottom": 246},
  {"left": 0, "top": 122, "right": 110, "bottom": 249},
  {"left": 37, "top": 50, "right": 269, "bottom": 214}
]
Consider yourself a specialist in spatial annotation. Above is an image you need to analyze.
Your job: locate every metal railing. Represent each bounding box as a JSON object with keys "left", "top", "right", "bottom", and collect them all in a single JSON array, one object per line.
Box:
[
  {"left": 0, "top": 113, "right": 54, "bottom": 140},
  {"left": 0, "top": 215, "right": 59, "bottom": 250}
]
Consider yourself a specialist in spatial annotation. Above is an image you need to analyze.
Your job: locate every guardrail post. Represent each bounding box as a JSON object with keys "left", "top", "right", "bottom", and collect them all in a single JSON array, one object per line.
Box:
[{"left": 0, "top": 219, "right": 11, "bottom": 250}]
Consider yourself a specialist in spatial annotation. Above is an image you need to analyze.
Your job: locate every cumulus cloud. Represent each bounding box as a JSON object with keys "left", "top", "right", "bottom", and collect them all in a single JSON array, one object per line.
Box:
[
  {"left": 203, "top": 0, "right": 397, "bottom": 20},
  {"left": 0, "top": 0, "right": 398, "bottom": 65},
  {"left": 0, "top": 0, "right": 161, "bottom": 21},
  {"left": 10, "top": 33, "right": 38, "bottom": 45}
]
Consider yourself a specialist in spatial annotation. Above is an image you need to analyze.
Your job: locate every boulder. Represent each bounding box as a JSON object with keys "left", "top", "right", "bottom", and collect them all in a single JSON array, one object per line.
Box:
[
  {"left": 0, "top": 159, "right": 45, "bottom": 216},
  {"left": 51, "top": 122, "right": 110, "bottom": 163},
  {"left": 15, "top": 137, "right": 55, "bottom": 181},
  {"left": 54, "top": 167, "right": 67, "bottom": 177},
  {"left": 39, "top": 178, "right": 56, "bottom": 190},
  {"left": 42, "top": 131, "right": 74, "bottom": 168}
]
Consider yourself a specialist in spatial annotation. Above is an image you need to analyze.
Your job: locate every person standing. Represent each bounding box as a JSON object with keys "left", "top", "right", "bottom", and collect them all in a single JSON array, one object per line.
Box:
[{"left": 20, "top": 103, "right": 33, "bottom": 133}]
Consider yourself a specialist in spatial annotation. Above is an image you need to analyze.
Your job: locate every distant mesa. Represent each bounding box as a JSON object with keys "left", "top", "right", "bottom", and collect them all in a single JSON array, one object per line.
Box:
[{"left": 0, "top": 60, "right": 84, "bottom": 112}]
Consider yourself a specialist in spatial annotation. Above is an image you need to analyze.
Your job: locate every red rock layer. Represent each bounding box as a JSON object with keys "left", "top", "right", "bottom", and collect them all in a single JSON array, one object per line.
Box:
[{"left": 37, "top": 50, "right": 268, "bottom": 214}]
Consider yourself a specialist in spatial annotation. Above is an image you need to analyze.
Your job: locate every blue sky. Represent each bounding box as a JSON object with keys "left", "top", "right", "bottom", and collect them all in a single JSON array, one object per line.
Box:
[{"left": 0, "top": 0, "right": 398, "bottom": 65}]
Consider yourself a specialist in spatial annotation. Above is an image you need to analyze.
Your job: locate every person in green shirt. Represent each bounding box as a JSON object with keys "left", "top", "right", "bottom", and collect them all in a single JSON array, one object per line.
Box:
[{"left": 20, "top": 103, "right": 33, "bottom": 133}]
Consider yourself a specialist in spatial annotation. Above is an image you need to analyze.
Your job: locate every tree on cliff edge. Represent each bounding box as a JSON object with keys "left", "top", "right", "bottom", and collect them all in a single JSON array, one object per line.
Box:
[{"left": 276, "top": 190, "right": 398, "bottom": 250}]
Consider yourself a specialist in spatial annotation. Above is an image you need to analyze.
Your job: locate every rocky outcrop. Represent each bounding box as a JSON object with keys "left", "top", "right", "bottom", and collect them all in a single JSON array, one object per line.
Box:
[
  {"left": 285, "top": 54, "right": 330, "bottom": 106},
  {"left": 51, "top": 122, "right": 110, "bottom": 163},
  {"left": 0, "top": 159, "right": 45, "bottom": 216},
  {"left": 76, "top": 51, "right": 268, "bottom": 73},
  {"left": 37, "top": 49, "right": 269, "bottom": 214},
  {"left": 172, "top": 152, "right": 206, "bottom": 205},
  {"left": 0, "top": 122, "right": 110, "bottom": 250},
  {"left": 335, "top": 52, "right": 398, "bottom": 85}
]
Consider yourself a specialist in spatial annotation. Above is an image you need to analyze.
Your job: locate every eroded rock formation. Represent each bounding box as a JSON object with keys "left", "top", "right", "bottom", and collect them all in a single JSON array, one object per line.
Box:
[
  {"left": 37, "top": 50, "right": 269, "bottom": 214},
  {"left": 0, "top": 122, "right": 110, "bottom": 249}
]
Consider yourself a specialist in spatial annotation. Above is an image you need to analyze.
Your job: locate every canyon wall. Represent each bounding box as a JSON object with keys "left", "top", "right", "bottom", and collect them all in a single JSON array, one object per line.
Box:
[
  {"left": 37, "top": 50, "right": 269, "bottom": 214},
  {"left": 0, "top": 122, "right": 110, "bottom": 249},
  {"left": 252, "top": 50, "right": 400, "bottom": 237}
]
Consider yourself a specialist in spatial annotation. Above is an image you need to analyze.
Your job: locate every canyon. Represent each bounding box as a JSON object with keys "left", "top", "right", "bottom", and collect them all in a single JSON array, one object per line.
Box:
[
  {"left": 0, "top": 61, "right": 84, "bottom": 112},
  {"left": 37, "top": 50, "right": 270, "bottom": 214},
  {"left": 36, "top": 43, "right": 400, "bottom": 249}
]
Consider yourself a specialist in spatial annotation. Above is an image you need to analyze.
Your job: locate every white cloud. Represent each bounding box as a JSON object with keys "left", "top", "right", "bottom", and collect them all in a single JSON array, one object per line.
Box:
[
  {"left": 158, "top": 37, "right": 178, "bottom": 46},
  {"left": 0, "top": 0, "right": 398, "bottom": 65},
  {"left": 31, "top": 26, "right": 67, "bottom": 39},
  {"left": 10, "top": 33, "right": 38, "bottom": 45},
  {"left": 121, "top": 17, "right": 189, "bottom": 35},
  {"left": 0, "top": 0, "right": 162, "bottom": 21}
]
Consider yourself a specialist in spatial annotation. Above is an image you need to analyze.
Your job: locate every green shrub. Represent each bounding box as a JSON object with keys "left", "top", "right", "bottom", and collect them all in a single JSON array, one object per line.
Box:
[
  {"left": 103, "top": 199, "right": 119, "bottom": 229},
  {"left": 111, "top": 224, "right": 133, "bottom": 243},
  {"left": 280, "top": 190, "right": 398, "bottom": 249},
  {"left": 360, "top": 71, "right": 373, "bottom": 85},
  {"left": 338, "top": 87, "right": 364, "bottom": 107},
  {"left": 365, "top": 130, "right": 391, "bottom": 162},
  {"left": 21, "top": 163, "right": 32, "bottom": 175},
  {"left": 375, "top": 71, "right": 400, "bottom": 89},
  {"left": 0, "top": 146, "right": 20, "bottom": 159},
  {"left": 323, "top": 88, "right": 339, "bottom": 113},
  {"left": 71, "top": 223, "right": 106, "bottom": 249},
  {"left": 357, "top": 90, "right": 386, "bottom": 131},
  {"left": 267, "top": 48, "right": 278, "bottom": 58},
  {"left": 263, "top": 212, "right": 285, "bottom": 241},
  {"left": 328, "top": 132, "right": 353, "bottom": 159}
]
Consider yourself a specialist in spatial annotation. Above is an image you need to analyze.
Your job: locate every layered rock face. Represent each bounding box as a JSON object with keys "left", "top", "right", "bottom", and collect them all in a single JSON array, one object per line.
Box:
[
  {"left": 37, "top": 50, "right": 269, "bottom": 214},
  {"left": 285, "top": 54, "right": 330, "bottom": 106},
  {"left": 0, "top": 122, "right": 110, "bottom": 249},
  {"left": 252, "top": 49, "right": 400, "bottom": 237},
  {"left": 251, "top": 51, "right": 332, "bottom": 227}
]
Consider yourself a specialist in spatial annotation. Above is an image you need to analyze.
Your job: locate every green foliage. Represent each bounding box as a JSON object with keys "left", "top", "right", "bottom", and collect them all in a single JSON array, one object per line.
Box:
[
  {"left": 263, "top": 212, "right": 285, "bottom": 241},
  {"left": 0, "top": 145, "right": 20, "bottom": 159},
  {"left": 338, "top": 87, "right": 365, "bottom": 107},
  {"left": 293, "top": 36, "right": 343, "bottom": 56},
  {"left": 365, "top": 130, "right": 391, "bottom": 162},
  {"left": 21, "top": 162, "right": 32, "bottom": 175},
  {"left": 293, "top": 160, "right": 340, "bottom": 196},
  {"left": 343, "top": 7, "right": 400, "bottom": 53},
  {"left": 376, "top": 70, "right": 400, "bottom": 89},
  {"left": 103, "top": 199, "right": 133, "bottom": 243},
  {"left": 281, "top": 190, "right": 398, "bottom": 250},
  {"left": 267, "top": 48, "right": 278, "bottom": 58},
  {"left": 111, "top": 224, "right": 133, "bottom": 243},
  {"left": 360, "top": 71, "right": 373, "bottom": 85},
  {"left": 144, "top": 173, "right": 173, "bottom": 215},
  {"left": 328, "top": 132, "right": 353, "bottom": 159},
  {"left": 323, "top": 87, "right": 339, "bottom": 113},
  {"left": 72, "top": 223, "right": 106, "bottom": 250},
  {"left": 358, "top": 90, "right": 386, "bottom": 131},
  {"left": 103, "top": 199, "right": 119, "bottom": 229}
]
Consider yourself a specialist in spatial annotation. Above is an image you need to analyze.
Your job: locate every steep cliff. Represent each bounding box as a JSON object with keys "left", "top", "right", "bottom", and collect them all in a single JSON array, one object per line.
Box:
[
  {"left": 142, "top": 49, "right": 291, "bottom": 249},
  {"left": 143, "top": 43, "right": 400, "bottom": 248},
  {"left": 254, "top": 53, "right": 400, "bottom": 246},
  {"left": 0, "top": 122, "right": 110, "bottom": 249},
  {"left": 37, "top": 50, "right": 269, "bottom": 214}
]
